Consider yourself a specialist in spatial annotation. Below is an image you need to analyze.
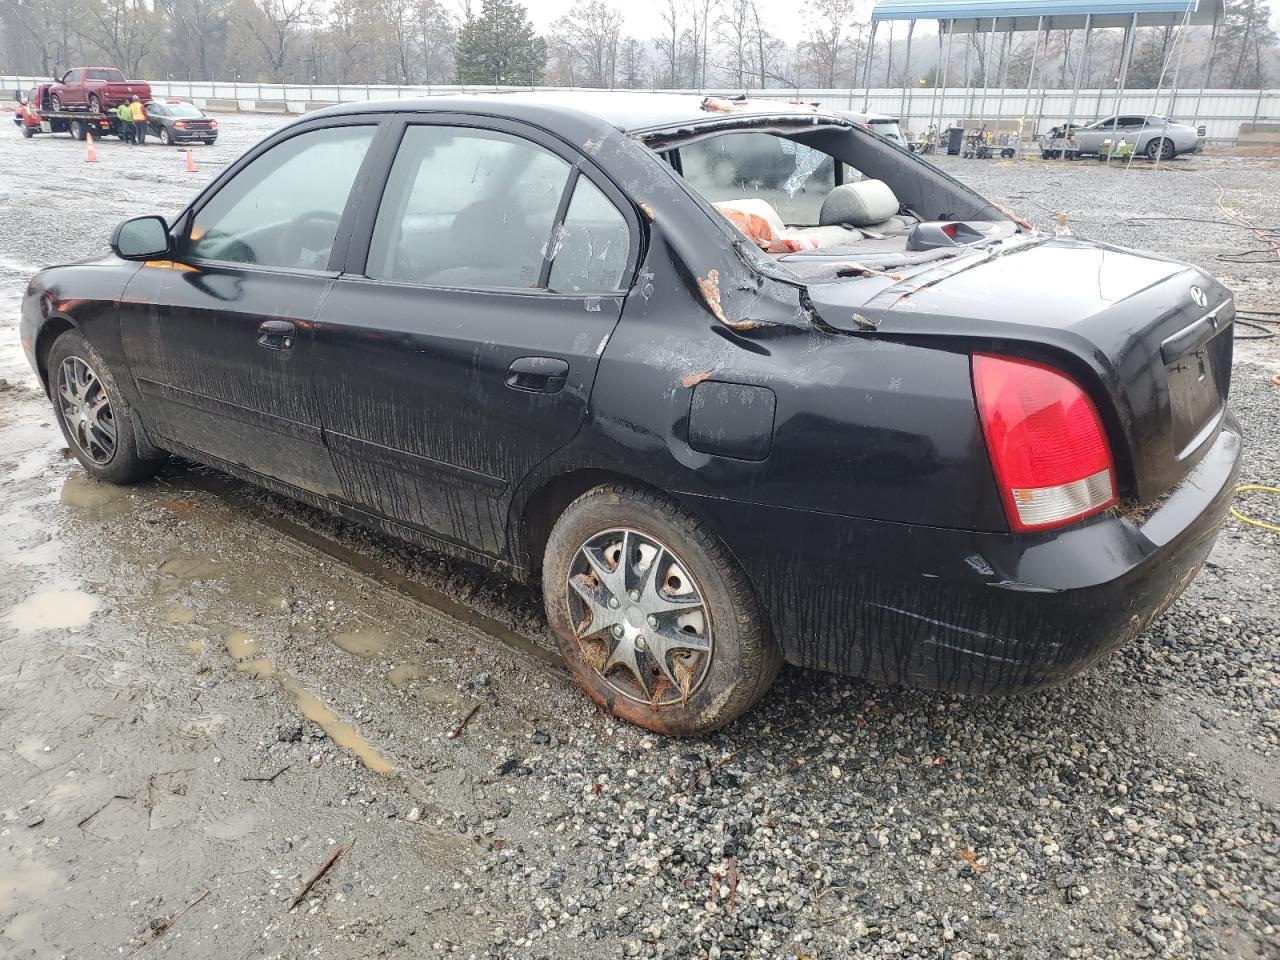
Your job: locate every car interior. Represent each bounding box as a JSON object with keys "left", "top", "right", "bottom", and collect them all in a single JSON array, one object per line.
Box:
[{"left": 664, "top": 128, "right": 1016, "bottom": 272}]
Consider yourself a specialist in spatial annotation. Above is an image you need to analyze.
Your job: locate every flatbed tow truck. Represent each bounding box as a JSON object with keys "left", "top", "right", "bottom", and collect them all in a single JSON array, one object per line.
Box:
[{"left": 13, "top": 84, "right": 127, "bottom": 141}]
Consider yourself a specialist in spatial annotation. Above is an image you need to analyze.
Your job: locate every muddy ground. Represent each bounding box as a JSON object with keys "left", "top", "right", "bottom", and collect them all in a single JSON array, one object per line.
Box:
[{"left": 1, "top": 113, "right": 1277, "bottom": 959}]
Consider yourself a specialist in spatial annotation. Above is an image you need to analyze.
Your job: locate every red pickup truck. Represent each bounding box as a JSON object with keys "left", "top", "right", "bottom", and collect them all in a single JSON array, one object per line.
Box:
[{"left": 48, "top": 67, "right": 151, "bottom": 114}]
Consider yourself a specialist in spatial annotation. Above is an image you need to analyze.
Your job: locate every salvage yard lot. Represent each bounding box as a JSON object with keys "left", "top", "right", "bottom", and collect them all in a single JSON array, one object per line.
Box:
[{"left": 0, "top": 112, "right": 1277, "bottom": 959}]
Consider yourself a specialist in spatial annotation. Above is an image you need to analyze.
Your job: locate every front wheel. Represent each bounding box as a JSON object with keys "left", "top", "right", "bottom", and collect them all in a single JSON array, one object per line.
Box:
[
  {"left": 159, "top": 127, "right": 171, "bottom": 146},
  {"left": 47, "top": 330, "right": 164, "bottom": 484},
  {"left": 543, "top": 483, "right": 781, "bottom": 735},
  {"left": 21, "top": 124, "right": 34, "bottom": 138},
  {"left": 1146, "top": 137, "right": 1175, "bottom": 161}
]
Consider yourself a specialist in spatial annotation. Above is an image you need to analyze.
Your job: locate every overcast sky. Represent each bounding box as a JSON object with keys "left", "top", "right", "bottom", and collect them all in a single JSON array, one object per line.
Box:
[{"left": 515, "top": 0, "right": 873, "bottom": 46}]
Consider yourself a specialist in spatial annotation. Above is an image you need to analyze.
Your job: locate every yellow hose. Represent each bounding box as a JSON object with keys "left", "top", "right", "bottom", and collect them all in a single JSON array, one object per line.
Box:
[{"left": 1230, "top": 484, "right": 1280, "bottom": 534}]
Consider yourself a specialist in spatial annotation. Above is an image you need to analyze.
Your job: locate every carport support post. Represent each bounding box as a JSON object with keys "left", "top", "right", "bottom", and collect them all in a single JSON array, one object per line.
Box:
[
  {"left": 861, "top": 20, "right": 880, "bottom": 111},
  {"left": 927, "top": 20, "right": 953, "bottom": 145},
  {"left": 1192, "top": 21, "right": 1219, "bottom": 130},
  {"left": 1105, "top": 14, "right": 1138, "bottom": 165},
  {"left": 994, "top": 27, "right": 1013, "bottom": 145},
  {"left": 1020, "top": 16, "right": 1046, "bottom": 151},
  {"left": 1061, "top": 14, "right": 1093, "bottom": 160},
  {"left": 975, "top": 17, "right": 997, "bottom": 141},
  {"left": 898, "top": 20, "right": 915, "bottom": 126},
  {"left": 961, "top": 23, "right": 975, "bottom": 122}
]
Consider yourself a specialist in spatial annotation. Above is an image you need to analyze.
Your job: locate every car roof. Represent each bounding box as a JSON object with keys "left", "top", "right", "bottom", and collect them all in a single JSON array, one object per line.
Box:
[{"left": 318, "top": 91, "right": 849, "bottom": 136}]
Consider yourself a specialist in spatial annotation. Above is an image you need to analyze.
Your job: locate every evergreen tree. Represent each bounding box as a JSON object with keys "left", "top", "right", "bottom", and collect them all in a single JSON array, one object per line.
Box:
[{"left": 454, "top": 0, "right": 545, "bottom": 85}]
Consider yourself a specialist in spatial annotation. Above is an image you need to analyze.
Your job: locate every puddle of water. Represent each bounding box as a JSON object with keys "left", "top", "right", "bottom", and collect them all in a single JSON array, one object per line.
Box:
[
  {"left": 386, "top": 663, "right": 424, "bottom": 687},
  {"left": 6, "top": 589, "right": 99, "bottom": 631},
  {"left": 331, "top": 627, "right": 391, "bottom": 658},
  {"left": 60, "top": 474, "right": 131, "bottom": 514},
  {"left": 158, "top": 555, "right": 229, "bottom": 581},
  {"left": 0, "top": 857, "right": 60, "bottom": 909},
  {"left": 224, "top": 630, "right": 261, "bottom": 660},
  {"left": 164, "top": 604, "right": 197, "bottom": 624},
  {"left": 280, "top": 676, "right": 396, "bottom": 775},
  {"left": 236, "top": 657, "right": 275, "bottom": 679},
  {"left": 185, "top": 638, "right": 206, "bottom": 656}
]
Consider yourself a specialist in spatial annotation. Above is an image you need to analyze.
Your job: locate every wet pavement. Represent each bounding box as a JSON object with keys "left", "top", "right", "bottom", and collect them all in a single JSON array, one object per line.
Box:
[{"left": 1, "top": 112, "right": 1278, "bottom": 959}]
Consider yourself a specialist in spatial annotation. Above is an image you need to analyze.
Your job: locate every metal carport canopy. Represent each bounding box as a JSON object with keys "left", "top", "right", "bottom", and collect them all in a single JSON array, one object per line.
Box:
[{"left": 870, "top": 0, "right": 1224, "bottom": 31}]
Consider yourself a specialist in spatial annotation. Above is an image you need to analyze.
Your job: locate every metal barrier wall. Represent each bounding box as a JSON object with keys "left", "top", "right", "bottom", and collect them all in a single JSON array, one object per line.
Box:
[{"left": 4, "top": 76, "right": 1277, "bottom": 142}]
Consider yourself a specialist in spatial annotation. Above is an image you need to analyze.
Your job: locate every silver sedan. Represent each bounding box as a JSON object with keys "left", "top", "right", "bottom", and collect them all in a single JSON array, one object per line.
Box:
[{"left": 1072, "top": 114, "right": 1204, "bottom": 160}]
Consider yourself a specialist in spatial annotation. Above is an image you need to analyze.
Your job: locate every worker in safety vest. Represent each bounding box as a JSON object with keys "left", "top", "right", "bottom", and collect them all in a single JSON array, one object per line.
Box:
[
  {"left": 128, "top": 96, "right": 146, "bottom": 146},
  {"left": 116, "top": 101, "right": 134, "bottom": 143}
]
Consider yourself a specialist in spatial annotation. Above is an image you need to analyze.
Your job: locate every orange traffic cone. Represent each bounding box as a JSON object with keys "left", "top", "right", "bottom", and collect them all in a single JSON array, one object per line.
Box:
[
  {"left": 85, "top": 132, "right": 98, "bottom": 163},
  {"left": 184, "top": 148, "right": 196, "bottom": 173}
]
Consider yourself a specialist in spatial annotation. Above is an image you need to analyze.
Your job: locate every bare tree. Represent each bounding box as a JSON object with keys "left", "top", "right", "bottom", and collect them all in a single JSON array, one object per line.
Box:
[
  {"left": 247, "top": 0, "right": 311, "bottom": 81},
  {"left": 378, "top": 0, "right": 416, "bottom": 81},
  {"left": 550, "top": 0, "right": 621, "bottom": 88},
  {"left": 800, "top": 0, "right": 855, "bottom": 88},
  {"left": 416, "top": 0, "right": 454, "bottom": 82},
  {"left": 171, "top": 0, "right": 230, "bottom": 80},
  {"left": 654, "top": 0, "right": 681, "bottom": 87},
  {"left": 618, "top": 35, "right": 647, "bottom": 88},
  {"left": 81, "top": 0, "right": 158, "bottom": 77}
]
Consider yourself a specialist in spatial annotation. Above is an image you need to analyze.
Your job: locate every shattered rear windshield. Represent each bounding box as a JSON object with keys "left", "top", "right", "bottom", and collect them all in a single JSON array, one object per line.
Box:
[{"left": 678, "top": 132, "right": 834, "bottom": 225}]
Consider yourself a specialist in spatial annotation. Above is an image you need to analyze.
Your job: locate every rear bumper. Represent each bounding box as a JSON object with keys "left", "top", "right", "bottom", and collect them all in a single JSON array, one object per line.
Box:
[{"left": 681, "top": 414, "right": 1242, "bottom": 695}]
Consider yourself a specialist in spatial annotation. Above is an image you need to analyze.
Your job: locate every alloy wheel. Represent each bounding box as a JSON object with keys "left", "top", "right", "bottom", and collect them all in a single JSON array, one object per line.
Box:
[
  {"left": 566, "top": 528, "right": 714, "bottom": 706},
  {"left": 57, "top": 355, "right": 116, "bottom": 464}
]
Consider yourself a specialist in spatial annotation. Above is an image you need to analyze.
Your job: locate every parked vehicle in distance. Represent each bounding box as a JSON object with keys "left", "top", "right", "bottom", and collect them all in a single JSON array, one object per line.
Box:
[
  {"left": 837, "top": 110, "right": 908, "bottom": 148},
  {"left": 1039, "top": 122, "right": 1085, "bottom": 159},
  {"left": 14, "top": 84, "right": 119, "bottom": 140},
  {"left": 48, "top": 67, "right": 150, "bottom": 114},
  {"left": 145, "top": 100, "right": 219, "bottom": 145},
  {"left": 1070, "top": 115, "right": 1205, "bottom": 160},
  {"left": 20, "top": 94, "right": 1241, "bottom": 735}
]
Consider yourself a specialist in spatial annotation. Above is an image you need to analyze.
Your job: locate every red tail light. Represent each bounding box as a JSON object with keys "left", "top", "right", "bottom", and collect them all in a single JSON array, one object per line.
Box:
[{"left": 972, "top": 353, "right": 1117, "bottom": 532}]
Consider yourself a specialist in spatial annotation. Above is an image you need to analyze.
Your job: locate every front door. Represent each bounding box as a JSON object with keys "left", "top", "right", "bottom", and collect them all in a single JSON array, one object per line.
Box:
[
  {"left": 312, "top": 118, "right": 638, "bottom": 556},
  {"left": 119, "top": 120, "right": 382, "bottom": 496}
]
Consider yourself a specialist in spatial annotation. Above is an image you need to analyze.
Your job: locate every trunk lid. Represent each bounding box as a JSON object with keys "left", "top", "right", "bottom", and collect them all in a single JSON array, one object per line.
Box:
[{"left": 804, "top": 238, "right": 1234, "bottom": 505}]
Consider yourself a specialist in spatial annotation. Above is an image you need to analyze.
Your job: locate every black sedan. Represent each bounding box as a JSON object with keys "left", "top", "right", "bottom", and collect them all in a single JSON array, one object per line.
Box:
[
  {"left": 145, "top": 99, "right": 218, "bottom": 145},
  {"left": 20, "top": 94, "right": 1241, "bottom": 735}
]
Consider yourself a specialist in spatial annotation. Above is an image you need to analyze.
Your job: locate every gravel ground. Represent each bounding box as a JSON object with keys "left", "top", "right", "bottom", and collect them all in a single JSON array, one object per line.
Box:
[{"left": 0, "top": 113, "right": 1277, "bottom": 960}]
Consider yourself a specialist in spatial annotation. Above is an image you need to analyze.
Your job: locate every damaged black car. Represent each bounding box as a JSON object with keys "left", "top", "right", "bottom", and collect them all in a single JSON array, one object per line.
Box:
[{"left": 20, "top": 93, "right": 1241, "bottom": 735}]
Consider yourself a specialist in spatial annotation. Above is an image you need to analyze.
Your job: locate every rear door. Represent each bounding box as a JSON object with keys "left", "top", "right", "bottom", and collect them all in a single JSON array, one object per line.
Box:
[
  {"left": 118, "top": 118, "right": 385, "bottom": 496},
  {"left": 312, "top": 115, "right": 638, "bottom": 557}
]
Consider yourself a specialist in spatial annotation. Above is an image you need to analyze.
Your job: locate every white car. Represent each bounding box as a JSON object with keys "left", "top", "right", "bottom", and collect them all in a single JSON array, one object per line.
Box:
[{"left": 836, "top": 111, "right": 908, "bottom": 149}]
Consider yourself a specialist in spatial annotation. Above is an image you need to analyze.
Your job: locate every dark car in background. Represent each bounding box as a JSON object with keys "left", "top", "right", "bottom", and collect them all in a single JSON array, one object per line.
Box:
[
  {"left": 145, "top": 100, "right": 218, "bottom": 145},
  {"left": 19, "top": 94, "right": 1241, "bottom": 735}
]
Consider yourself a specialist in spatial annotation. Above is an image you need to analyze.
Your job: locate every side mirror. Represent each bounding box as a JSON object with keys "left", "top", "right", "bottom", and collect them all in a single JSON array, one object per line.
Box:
[{"left": 111, "top": 215, "right": 171, "bottom": 261}]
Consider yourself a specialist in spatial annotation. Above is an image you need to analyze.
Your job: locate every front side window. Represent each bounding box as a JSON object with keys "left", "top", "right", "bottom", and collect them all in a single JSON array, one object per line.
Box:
[
  {"left": 679, "top": 132, "right": 835, "bottom": 225},
  {"left": 367, "top": 125, "right": 571, "bottom": 289},
  {"left": 187, "top": 125, "right": 375, "bottom": 270}
]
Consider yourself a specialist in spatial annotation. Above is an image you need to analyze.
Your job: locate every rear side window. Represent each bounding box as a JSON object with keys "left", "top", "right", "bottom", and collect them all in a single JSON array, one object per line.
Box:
[
  {"left": 367, "top": 125, "right": 571, "bottom": 289},
  {"left": 679, "top": 132, "right": 834, "bottom": 225},
  {"left": 187, "top": 125, "right": 375, "bottom": 270},
  {"left": 547, "top": 176, "right": 630, "bottom": 294}
]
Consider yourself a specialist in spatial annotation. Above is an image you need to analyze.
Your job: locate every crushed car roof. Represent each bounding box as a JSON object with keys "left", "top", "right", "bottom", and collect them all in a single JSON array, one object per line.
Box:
[{"left": 317, "top": 91, "right": 849, "bottom": 136}]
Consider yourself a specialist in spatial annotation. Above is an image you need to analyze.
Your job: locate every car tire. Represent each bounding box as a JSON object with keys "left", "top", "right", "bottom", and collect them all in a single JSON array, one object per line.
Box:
[
  {"left": 543, "top": 482, "right": 781, "bottom": 735},
  {"left": 69, "top": 119, "right": 85, "bottom": 141},
  {"left": 1146, "top": 138, "right": 1175, "bottom": 161},
  {"left": 159, "top": 127, "right": 171, "bottom": 146},
  {"left": 47, "top": 330, "right": 164, "bottom": 485},
  {"left": 89, "top": 94, "right": 101, "bottom": 114},
  {"left": 21, "top": 124, "right": 34, "bottom": 138},
  {"left": 50, "top": 93, "right": 62, "bottom": 111}
]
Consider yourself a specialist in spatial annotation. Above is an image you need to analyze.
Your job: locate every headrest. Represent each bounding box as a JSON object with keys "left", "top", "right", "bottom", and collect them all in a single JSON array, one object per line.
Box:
[{"left": 819, "top": 179, "right": 900, "bottom": 227}]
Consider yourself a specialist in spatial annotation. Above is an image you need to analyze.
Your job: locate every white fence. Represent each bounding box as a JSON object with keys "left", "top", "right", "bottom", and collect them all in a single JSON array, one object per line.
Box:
[{"left": 5, "top": 76, "right": 1277, "bottom": 142}]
